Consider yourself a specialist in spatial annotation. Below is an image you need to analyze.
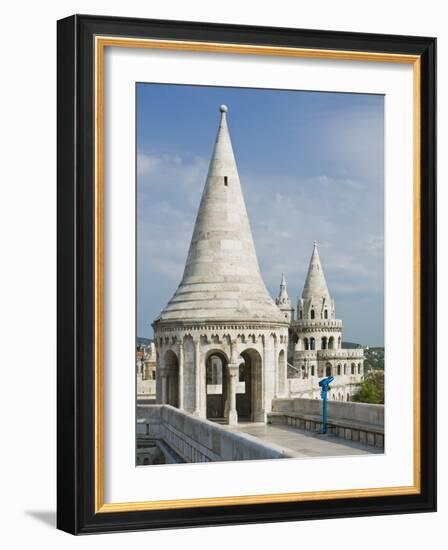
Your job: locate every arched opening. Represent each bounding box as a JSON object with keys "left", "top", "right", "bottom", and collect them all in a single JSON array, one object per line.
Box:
[
  {"left": 237, "top": 349, "right": 263, "bottom": 421},
  {"left": 358, "top": 363, "right": 361, "bottom": 374},
  {"left": 205, "top": 351, "right": 228, "bottom": 420},
  {"left": 304, "top": 337, "right": 309, "bottom": 350},
  {"left": 310, "top": 337, "right": 315, "bottom": 350},
  {"left": 328, "top": 336, "right": 334, "bottom": 349},
  {"left": 163, "top": 350, "right": 179, "bottom": 407},
  {"left": 324, "top": 309, "right": 328, "bottom": 319},
  {"left": 351, "top": 363, "right": 356, "bottom": 375},
  {"left": 310, "top": 309, "right": 315, "bottom": 319},
  {"left": 325, "top": 363, "right": 332, "bottom": 377},
  {"left": 321, "top": 336, "right": 327, "bottom": 350},
  {"left": 338, "top": 336, "right": 341, "bottom": 349},
  {"left": 337, "top": 364, "right": 341, "bottom": 376}
]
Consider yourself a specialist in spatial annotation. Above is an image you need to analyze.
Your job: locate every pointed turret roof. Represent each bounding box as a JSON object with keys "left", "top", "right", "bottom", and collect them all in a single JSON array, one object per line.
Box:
[
  {"left": 276, "top": 273, "right": 291, "bottom": 305},
  {"left": 301, "top": 243, "right": 331, "bottom": 300},
  {"left": 155, "top": 106, "right": 286, "bottom": 325}
]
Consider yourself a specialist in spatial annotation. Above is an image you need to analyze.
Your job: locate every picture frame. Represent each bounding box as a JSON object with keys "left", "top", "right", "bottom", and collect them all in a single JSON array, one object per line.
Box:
[{"left": 57, "top": 14, "right": 436, "bottom": 534}]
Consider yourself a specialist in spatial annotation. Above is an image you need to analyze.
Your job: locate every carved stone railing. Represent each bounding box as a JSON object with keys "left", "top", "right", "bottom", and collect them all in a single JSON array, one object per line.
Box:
[
  {"left": 137, "top": 404, "right": 295, "bottom": 463},
  {"left": 268, "top": 398, "right": 384, "bottom": 449}
]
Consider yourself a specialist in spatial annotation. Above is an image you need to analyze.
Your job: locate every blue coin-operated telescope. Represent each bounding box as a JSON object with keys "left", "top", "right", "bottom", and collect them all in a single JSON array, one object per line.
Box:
[{"left": 318, "top": 376, "right": 334, "bottom": 434}]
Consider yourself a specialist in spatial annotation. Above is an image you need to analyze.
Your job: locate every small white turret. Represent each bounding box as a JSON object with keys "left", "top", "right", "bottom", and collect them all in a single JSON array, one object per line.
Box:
[
  {"left": 276, "top": 273, "right": 294, "bottom": 323},
  {"left": 298, "top": 242, "right": 334, "bottom": 321}
]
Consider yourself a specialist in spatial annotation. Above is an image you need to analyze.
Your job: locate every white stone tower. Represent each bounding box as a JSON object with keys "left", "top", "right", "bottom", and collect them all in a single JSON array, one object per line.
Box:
[
  {"left": 276, "top": 274, "right": 294, "bottom": 323},
  {"left": 289, "top": 243, "right": 364, "bottom": 400},
  {"left": 296, "top": 243, "right": 340, "bottom": 351},
  {"left": 152, "top": 106, "right": 289, "bottom": 424}
]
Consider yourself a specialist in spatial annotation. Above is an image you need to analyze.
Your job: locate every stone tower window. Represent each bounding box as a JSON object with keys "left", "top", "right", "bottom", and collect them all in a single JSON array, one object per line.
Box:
[
  {"left": 310, "top": 309, "right": 315, "bottom": 319},
  {"left": 324, "top": 309, "right": 328, "bottom": 319},
  {"left": 224, "top": 176, "right": 228, "bottom": 186}
]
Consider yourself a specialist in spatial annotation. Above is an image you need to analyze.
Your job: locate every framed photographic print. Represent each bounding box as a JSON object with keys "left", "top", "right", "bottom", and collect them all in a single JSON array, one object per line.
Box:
[{"left": 57, "top": 14, "right": 436, "bottom": 534}]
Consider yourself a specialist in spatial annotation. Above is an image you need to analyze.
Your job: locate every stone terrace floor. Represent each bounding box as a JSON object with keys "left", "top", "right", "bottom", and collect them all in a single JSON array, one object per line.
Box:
[{"left": 224, "top": 422, "right": 382, "bottom": 458}]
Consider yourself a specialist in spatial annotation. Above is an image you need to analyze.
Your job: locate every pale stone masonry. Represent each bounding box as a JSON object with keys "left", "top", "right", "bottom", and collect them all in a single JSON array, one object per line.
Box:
[
  {"left": 152, "top": 105, "right": 364, "bottom": 426},
  {"left": 285, "top": 243, "right": 364, "bottom": 400}
]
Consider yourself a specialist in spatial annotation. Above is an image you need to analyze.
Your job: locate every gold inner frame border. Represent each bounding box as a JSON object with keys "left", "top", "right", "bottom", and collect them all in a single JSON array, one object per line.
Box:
[{"left": 94, "top": 35, "right": 421, "bottom": 513}]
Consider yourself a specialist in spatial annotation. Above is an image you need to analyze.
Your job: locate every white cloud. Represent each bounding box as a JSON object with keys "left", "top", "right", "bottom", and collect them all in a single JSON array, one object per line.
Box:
[{"left": 137, "top": 153, "right": 160, "bottom": 177}]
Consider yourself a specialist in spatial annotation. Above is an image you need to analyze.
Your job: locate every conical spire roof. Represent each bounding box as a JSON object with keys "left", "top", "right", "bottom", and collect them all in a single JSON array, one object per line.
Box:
[
  {"left": 276, "top": 273, "right": 291, "bottom": 305},
  {"left": 156, "top": 106, "right": 286, "bottom": 325},
  {"left": 302, "top": 243, "right": 331, "bottom": 300}
]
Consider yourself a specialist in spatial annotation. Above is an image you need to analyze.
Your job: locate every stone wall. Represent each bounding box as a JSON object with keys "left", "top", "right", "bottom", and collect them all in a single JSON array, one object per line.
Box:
[
  {"left": 269, "top": 397, "right": 384, "bottom": 449},
  {"left": 137, "top": 378, "right": 156, "bottom": 399},
  {"left": 137, "top": 404, "right": 294, "bottom": 463}
]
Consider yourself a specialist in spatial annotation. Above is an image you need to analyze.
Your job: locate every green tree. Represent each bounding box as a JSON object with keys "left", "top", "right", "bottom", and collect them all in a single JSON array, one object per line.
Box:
[{"left": 352, "top": 371, "right": 384, "bottom": 404}]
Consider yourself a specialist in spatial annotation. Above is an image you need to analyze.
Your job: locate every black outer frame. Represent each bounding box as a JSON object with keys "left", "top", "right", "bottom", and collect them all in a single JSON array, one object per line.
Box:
[{"left": 57, "top": 14, "right": 437, "bottom": 535}]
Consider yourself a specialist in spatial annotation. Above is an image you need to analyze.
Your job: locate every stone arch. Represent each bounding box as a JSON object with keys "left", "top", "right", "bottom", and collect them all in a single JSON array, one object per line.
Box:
[
  {"left": 328, "top": 336, "right": 335, "bottom": 349},
  {"left": 205, "top": 349, "right": 229, "bottom": 420},
  {"left": 238, "top": 348, "right": 263, "bottom": 422},
  {"left": 351, "top": 363, "right": 356, "bottom": 375},
  {"left": 304, "top": 337, "right": 309, "bottom": 350},
  {"left": 321, "top": 336, "right": 327, "bottom": 350},
  {"left": 163, "top": 349, "right": 179, "bottom": 407},
  {"left": 325, "top": 363, "right": 332, "bottom": 377},
  {"left": 310, "top": 337, "right": 315, "bottom": 350},
  {"left": 310, "top": 308, "right": 315, "bottom": 319}
]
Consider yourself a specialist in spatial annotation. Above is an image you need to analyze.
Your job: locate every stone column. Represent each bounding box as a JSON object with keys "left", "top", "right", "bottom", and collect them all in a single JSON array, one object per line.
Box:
[
  {"left": 194, "top": 339, "right": 200, "bottom": 415},
  {"left": 227, "top": 364, "right": 239, "bottom": 425},
  {"left": 161, "top": 373, "right": 168, "bottom": 404},
  {"left": 178, "top": 341, "right": 184, "bottom": 410},
  {"left": 273, "top": 336, "right": 278, "bottom": 398}
]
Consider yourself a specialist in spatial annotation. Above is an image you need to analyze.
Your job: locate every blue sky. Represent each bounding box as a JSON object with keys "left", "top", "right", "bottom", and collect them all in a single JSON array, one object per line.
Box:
[{"left": 137, "top": 84, "right": 384, "bottom": 346}]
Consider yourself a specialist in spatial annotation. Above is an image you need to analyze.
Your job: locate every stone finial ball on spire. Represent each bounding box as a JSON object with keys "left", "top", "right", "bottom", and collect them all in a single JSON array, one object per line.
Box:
[{"left": 220, "top": 104, "right": 228, "bottom": 113}]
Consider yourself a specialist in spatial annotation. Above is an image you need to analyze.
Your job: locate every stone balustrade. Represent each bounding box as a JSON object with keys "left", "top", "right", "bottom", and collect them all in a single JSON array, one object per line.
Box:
[
  {"left": 137, "top": 404, "right": 295, "bottom": 463},
  {"left": 292, "top": 319, "right": 343, "bottom": 330},
  {"left": 317, "top": 348, "right": 364, "bottom": 359},
  {"left": 268, "top": 398, "right": 384, "bottom": 449}
]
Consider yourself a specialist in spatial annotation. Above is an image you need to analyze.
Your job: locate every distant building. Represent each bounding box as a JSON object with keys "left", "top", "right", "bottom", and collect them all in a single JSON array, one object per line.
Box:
[
  {"left": 280, "top": 244, "right": 364, "bottom": 401},
  {"left": 150, "top": 105, "right": 363, "bottom": 425},
  {"left": 136, "top": 342, "right": 156, "bottom": 400}
]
